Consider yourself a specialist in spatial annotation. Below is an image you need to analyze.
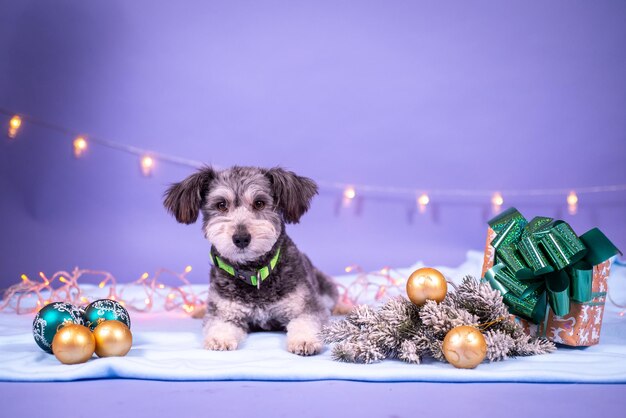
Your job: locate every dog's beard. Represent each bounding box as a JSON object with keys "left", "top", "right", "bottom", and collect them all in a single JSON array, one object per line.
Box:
[{"left": 205, "top": 216, "right": 280, "bottom": 264}]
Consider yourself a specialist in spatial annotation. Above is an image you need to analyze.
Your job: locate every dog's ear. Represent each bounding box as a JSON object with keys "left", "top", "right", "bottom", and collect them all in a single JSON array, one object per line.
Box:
[
  {"left": 163, "top": 166, "right": 216, "bottom": 224},
  {"left": 264, "top": 167, "right": 318, "bottom": 224}
]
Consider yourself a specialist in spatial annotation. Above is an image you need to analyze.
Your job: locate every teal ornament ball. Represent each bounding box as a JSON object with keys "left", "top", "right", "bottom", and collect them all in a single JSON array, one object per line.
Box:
[
  {"left": 83, "top": 299, "right": 131, "bottom": 331},
  {"left": 32, "top": 302, "right": 84, "bottom": 353}
]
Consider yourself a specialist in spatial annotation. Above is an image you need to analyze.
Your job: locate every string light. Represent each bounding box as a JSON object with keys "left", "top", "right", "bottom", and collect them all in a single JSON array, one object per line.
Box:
[
  {"left": 567, "top": 191, "right": 579, "bottom": 215},
  {"left": 0, "top": 266, "right": 208, "bottom": 315},
  {"left": 72, "top": 136, "right": 88, "bottom": 158},
  {"left": 1, "top": 262, "right": 624, "bottom": 318},
  {"left": 1, "top": 109, "right": 625, "bottom": 216},
  {"left": 7, "top": 115, "right": 21, "bottom": 138},
  {"left": 140, "top": 155, "right": 154, "bottom": 176},
  {"left": 417, "top": 193, "right": 430, "bottom": 214},
  {"left": 491, "top": 192, "right": 504, "bottom": 214},
  {"left": 2, "top": 262, "right": 406, "bottom": 314}
]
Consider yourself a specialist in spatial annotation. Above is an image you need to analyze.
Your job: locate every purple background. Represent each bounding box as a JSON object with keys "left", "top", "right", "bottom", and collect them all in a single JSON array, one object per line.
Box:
[
  {"left": 1, "top": 0, "right": 625, "bottom": 289},
  {"left": 2, "top": 381, "right": 626, "bottom": 418}
]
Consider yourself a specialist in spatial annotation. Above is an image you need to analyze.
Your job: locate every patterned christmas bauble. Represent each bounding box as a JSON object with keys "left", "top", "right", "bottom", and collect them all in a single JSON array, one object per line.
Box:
[
  {"left": 33, "top": 302, "right": 84, "bottom": 353},
  {"left": 93, "top": 320, "right": 133, "bottom": 357},
  {"left": 83, "top": 299, "right": 131, "bottom": 331},
  {"left": 406, "top": 267, "right": 448, "bottom": 306},
  {"left": 442, "top": 325, "right": 487, "bottom": 369},
  {"left": 52, "top": 324, "right": 95, "bottom": 364}
]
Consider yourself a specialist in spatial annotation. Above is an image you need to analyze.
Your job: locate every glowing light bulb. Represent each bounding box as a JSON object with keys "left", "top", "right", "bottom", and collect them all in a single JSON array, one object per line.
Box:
[
  {"left": 98, "top": 281, "right": 106, "bottom": 288},
  {"left": 342, "top": 186, "right": 356, "bottom": 208},
  {"left": 184, "top": 265, "right": 193, "bottom": 273},
  {"left": 567, "top": 191, "right": 578, "bottom": 215},
  {"left": 417, "top": 193, "right": 430, "bottom": 214},
  {"left": 567, "top": 191, "right": 578, "bottom": 205},
  {"left": 343, "top": 186, "right": 356, "bottom": 200},
  {"left": 8, "top": 115, "right": 21, "bottom": 138},
  {"left": 344, "top": 266, "right": 353, "bottom": 273},
  {"left": 144, "top": 298, "right": 151, "bottom": 305},
  {"left": 140, "top": 155, "right": 154, "bottom": 176},
  {"left": 73, "top": 136, "right": 88, "bottom": 158},
  {"left": 491, "top": 192, "right": 504, "bottom": 213}
]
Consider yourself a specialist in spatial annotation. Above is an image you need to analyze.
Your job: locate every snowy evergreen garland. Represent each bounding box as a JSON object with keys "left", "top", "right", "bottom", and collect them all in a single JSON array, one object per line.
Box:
[{"left": 321, "top": 276, "right": 555, "bottom": 364}]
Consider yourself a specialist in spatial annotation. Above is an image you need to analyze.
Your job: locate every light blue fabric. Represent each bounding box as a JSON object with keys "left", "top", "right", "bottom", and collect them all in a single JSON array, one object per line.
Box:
[{"left": 1, "top": 251, "right": 625, "bottom": 382}]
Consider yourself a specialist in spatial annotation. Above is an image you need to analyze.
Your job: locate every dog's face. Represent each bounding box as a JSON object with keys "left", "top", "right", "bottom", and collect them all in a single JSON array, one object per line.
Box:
[{"left": 164, "top": 166, "right": 317, "bottom": 264}]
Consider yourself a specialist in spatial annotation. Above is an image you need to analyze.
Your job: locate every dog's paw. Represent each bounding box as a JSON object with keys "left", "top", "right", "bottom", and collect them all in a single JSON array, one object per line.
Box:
[
  {"left": 287, "top": 337, "right": 322, "bottom": 356},
  {"left": 203, "top": 336, "right": 239, "bottom": 351}
]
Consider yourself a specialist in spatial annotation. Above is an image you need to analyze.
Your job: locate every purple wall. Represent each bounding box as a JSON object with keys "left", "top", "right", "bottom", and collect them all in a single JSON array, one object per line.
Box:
[{"left": 1, "top": 1, "right": 625, "bottom": 288}]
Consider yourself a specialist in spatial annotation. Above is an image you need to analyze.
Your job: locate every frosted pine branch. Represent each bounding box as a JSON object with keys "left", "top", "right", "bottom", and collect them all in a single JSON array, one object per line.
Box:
[
  {"left": 484, "top": 330, "right": 514, "bottom": 361},
  {"left": 320, "top": 276, "right": 556, "bottom": 366}
]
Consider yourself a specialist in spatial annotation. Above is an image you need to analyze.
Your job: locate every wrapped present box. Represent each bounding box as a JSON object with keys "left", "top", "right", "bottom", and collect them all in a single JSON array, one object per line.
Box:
[{"left": 481, "top": 208, "right": 621, "bottom": 346}]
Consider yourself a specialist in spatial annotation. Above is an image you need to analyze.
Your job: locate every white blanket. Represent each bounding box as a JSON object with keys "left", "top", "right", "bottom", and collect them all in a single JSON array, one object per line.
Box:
[{"left": 1, "top": 251, "right": 625, "bottom": 382}]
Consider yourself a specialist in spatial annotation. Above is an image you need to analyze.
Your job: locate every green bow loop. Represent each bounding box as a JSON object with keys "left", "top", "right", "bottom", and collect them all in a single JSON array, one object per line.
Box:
[
  {"left": 533, "top": 220, "right": 587, "bottom": 270},
  {"left": 485, "top": 263, "right": 542, "bottom": 299},
  {"left": 579, "top": 228, "right": 622, "bottom": 266},
  {"left": 496, "top": 245, "right": 535, "bottom": 279},
  {"left": 503, "top": 288, "right": 547, "bottom": 324},
  {"left": 568, "top": 261, "right": 593, "bottom": 303},
  {"left": 488, "top": 207, "right": 527, "bottom": 236},
  {"left": 517, "top": 217, "right": 556, "bottom": 276},
  {"left": 544, "top": 270, "right": 571, "bottom": 317},
  {"left": 484, "top": 263, "right": 547, "bottom": 323},
  {"left": 483, "top": 208, "right": 621, "bottom": 324}
]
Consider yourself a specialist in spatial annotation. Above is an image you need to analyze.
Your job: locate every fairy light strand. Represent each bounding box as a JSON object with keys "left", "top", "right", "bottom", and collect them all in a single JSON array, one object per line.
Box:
[
  {"left": 1, "top": 263, "right": 624, "bottom": 318},
  {"left": 2, "top": 108, "right": 625, "bottom": 204},
  {"left": 0, "top": 264, "right": 407, "bottom": 315},
  {"left": 0, "top": 267, "right": 208, "bottom": 315}
]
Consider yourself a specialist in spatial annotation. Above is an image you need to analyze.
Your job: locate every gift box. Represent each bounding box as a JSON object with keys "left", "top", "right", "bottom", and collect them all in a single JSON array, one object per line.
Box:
[{"left": 481, "top": 207, "right": 621, "bottom": 346}]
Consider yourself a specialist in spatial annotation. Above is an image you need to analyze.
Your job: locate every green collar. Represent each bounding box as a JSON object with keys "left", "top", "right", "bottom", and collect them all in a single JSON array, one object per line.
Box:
[{"left": 210, "top": 246, "right": 281, "bottom": 288}]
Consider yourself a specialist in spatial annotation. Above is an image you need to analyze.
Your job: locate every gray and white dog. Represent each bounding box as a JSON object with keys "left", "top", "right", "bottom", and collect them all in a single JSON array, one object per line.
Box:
[{"left": 163, "top": 166, "right": 339, "bottom": 356}]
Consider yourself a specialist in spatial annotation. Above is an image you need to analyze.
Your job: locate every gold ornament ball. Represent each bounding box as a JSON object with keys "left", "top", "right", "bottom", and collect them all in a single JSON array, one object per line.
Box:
[
  {"left": 406, "top": 267, "right": 448, "bottom": 306},
  {"left": 442, "top": 325, "right": 487, "bottom": 369},
  {"left": 93, "top": 320, "right": 133, "bottom": 358},
  {"left": 51, "top": 324, "right": 95, "bottom": 365}
]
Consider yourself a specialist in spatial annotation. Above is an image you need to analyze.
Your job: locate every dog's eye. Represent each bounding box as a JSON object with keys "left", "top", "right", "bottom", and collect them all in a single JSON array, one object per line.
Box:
[
  {"left": 216, "top": 201, "right": 228, "bottom": 212},
  {"left": 253, "top": 200, "right": 265, "bottom": 210}
]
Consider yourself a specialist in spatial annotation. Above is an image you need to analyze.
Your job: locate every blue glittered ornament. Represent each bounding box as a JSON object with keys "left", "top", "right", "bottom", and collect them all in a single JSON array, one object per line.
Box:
[
  {"left": 32, "top": 302, "right": 84, "bottom": 353},
  {"left": 82, "top": 299, "right": 131, "bottom": 331}
]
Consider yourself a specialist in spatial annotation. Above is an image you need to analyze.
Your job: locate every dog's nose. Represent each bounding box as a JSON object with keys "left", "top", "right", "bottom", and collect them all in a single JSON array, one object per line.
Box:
[{"left": 232, "top": 232, "right": 252, "bottom": 249}]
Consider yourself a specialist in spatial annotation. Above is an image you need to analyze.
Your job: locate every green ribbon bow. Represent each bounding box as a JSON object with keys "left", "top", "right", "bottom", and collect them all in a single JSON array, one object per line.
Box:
[{"left": 483, "top": 207, "right": 621, "bottom": 324}]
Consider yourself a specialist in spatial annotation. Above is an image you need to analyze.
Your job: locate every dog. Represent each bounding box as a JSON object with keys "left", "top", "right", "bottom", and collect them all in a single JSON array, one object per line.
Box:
[{"left": 163, "top": 166, "right": 339, "bottom": 356}]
